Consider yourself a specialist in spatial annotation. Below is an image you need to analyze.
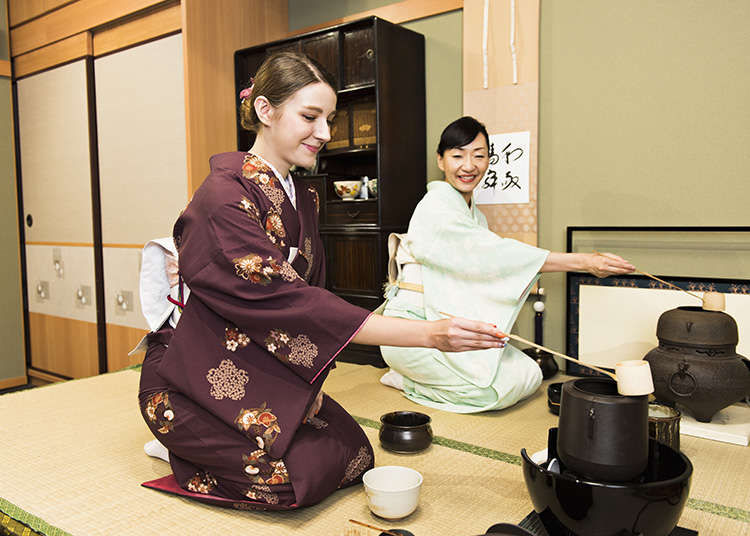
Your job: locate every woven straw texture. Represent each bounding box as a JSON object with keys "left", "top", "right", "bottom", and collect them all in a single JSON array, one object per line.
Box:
[{"left": 0, "top": 364, "right": 747, "bottom": 535}]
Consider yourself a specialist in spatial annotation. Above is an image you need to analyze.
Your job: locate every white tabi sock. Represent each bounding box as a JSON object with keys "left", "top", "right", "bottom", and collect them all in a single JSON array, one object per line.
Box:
[
  {"left": 143, "top": 439, "right": 170, "bottom": 463},
  {"left": 379, "top": 369, "right": 405, "bottom": 391}
]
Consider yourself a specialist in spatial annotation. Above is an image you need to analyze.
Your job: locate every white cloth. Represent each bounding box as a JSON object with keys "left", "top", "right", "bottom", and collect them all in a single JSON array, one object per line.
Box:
[{"left": 128, "top": 237, "right": 191, "bottom": 355}]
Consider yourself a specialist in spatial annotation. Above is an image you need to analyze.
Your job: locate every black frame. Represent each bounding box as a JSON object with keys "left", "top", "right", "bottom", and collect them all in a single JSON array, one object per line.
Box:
[{"left": 565, "top": 226, "right": 750, "bottom": 377}]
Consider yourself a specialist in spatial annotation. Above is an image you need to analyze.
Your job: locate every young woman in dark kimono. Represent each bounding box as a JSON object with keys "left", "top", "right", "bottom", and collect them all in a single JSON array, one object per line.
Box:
[{"left": 137, "top": 52, "right": 507, "bottom": 510}]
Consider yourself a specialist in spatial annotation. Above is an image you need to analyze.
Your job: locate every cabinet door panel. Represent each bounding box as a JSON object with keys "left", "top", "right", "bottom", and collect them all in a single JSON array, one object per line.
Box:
[
  {"left": 324, "top": 233, "right": 380, "bottom": 295},
  {"left": 301, "top": 31, "right": 339, "bottom": 89},
  {"left": 95, "top": 33, "right": 187, "bottom": 246},
  {"left": 343, "top": 27, "right": 375, "bottom": 88},
  {"left": 17, "top": 61, "right": 94, "bottom": 243}
]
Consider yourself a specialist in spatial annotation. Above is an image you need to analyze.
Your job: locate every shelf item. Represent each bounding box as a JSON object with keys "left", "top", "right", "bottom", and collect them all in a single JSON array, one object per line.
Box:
[
  {"left": 235, "top": 17, "right": 425, "bottom": 366},
  {"left": 328, "top": 108, "right": 349, "bottom": 150}
]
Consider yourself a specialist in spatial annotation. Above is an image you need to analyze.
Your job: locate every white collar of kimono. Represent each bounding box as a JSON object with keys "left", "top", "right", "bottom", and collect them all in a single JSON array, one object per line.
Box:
[
  {"left": 251, "top": 153, "right": 297, "bottom": 209},
  {"left": 427, "top": 180, "right": 479, "bottom": 219}
]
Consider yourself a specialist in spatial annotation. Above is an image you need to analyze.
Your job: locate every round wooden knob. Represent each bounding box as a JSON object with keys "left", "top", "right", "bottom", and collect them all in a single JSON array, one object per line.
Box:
[{"left": 702, "top": 291, "right": 725, "bottom": 311}]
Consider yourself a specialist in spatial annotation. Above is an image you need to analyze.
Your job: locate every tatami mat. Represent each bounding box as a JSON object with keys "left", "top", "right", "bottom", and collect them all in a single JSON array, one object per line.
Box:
[{"left": 0, "top": 364, "right": 748, "bottom": 535}]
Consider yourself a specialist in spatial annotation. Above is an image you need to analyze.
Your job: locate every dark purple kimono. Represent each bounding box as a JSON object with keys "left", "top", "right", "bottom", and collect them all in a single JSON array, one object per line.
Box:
[{"left": 138, "top": 152, "right": 374, "bottom": 509}]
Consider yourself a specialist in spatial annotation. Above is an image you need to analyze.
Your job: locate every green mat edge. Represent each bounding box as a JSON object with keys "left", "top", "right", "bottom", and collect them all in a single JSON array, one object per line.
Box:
[
  {"left": 0, "top": 369, "right": 746, "bottom": 536},
  {"left": 0, "top": 498, "right": 71, "bottom": 536}
]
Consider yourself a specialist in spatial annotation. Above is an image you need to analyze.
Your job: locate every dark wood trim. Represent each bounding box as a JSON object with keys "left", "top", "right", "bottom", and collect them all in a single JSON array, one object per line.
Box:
[
  {"left": 85, "top": 56, "right": 108, "bottom": 374},
  {"left": 11, "top": 80, "right": 32, "bottom": 369}
]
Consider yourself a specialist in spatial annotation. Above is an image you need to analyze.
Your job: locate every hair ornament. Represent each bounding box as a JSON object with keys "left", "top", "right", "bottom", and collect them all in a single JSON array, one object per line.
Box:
[{"left": 239, "top": 78, "right": 255, "bottom": 103}]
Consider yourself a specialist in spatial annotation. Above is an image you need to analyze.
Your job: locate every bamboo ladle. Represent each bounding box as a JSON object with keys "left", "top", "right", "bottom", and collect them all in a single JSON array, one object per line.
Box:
[
  {"left": 439, "top": 312, "right": 654, "bottom": 396},
  {"left": 593, "top": 252, "right": 725, "bottom": 311}
]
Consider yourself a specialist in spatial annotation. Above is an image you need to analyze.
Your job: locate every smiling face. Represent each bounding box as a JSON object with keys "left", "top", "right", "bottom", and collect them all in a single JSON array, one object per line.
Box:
[
  {"left": 437, "top": 132, "right": 489, "bottom": 204},
  {"left": 255, "top": 81, "right": 336, "bottom": 175}
]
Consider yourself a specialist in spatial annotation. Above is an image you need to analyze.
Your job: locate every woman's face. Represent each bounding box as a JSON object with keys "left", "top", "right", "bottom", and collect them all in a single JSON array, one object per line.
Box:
[
  {"left": 262, "top": 81, "right": 337, "bottom": 172},
  {"left": 437, "top": 133, "right": 489, "bottom": 203}
]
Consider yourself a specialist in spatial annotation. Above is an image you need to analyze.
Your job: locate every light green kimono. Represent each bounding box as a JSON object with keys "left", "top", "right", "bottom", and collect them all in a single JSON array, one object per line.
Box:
[{"left": 379, "top": 180, "right": 549, "bottom": 413}]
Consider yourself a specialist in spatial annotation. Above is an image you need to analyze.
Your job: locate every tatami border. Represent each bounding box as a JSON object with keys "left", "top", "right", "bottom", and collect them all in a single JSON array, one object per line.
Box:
[
  {"left": 0, "top": 499, "right": 70, "bottom": 536},
  {"left": 0, "top": 369, "right": 746, "bottom": 536},
  {"left": 352, "top": 415, "right": 750, "bottom": 524}
]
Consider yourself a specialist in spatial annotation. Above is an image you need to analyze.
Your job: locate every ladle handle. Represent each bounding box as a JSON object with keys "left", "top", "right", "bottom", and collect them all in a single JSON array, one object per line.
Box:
[
  {"left": 506, "top": 333, "right": 618, "bottom": 381},
  {"left": 438, "top": 310, "right": 617, "bottom": 381}
]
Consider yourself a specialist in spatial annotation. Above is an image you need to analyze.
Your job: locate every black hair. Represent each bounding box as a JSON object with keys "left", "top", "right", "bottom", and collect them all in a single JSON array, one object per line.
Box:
[{"left": 436, "top": 116, "right": 490, "bottom": 155}]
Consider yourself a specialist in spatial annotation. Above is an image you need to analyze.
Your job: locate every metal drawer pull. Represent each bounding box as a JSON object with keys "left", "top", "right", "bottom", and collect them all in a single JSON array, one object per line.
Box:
[{"left": 346, "top": 209, "right": 361, "bottom": 218}]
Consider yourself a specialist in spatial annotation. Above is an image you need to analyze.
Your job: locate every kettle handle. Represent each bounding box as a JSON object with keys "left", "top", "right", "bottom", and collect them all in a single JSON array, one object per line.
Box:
[{"left": 668, "top": 361, "right": 697, "bottom": 397}]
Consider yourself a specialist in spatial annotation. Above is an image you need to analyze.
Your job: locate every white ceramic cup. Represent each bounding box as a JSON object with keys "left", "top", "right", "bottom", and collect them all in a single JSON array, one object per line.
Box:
[
  {"left": 615, "top": 360, "right": 654, "bottom": 396},
  {"left": 362, "top": 465, "right": 423, "bottom": 519}
]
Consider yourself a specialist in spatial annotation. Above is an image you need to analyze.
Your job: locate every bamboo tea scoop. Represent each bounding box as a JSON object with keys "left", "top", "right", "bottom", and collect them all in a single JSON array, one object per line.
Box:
[{"left": 439, "top": 311, "right": 653, "bottom": 396}]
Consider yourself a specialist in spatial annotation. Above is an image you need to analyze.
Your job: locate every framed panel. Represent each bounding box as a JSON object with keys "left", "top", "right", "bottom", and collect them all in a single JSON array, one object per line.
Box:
[
  {"left": 567, "top": 273, "right": 750, "bottom": 376},
  {"left": 566, "top": 227, "right": 750, "bottom": 376}
]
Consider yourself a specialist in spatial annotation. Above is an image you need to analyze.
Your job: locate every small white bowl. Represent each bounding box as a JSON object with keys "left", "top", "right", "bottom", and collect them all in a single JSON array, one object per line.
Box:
[
  {"left": 362, "top": 465, "right": 423, "bottom": 519},
  {"left": 333, "top": 180, "right": 361, "bottom": 200}
]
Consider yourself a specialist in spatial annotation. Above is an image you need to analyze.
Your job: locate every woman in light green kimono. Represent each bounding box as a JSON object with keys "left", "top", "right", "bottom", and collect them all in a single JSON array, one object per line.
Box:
[{"left": 379, "top": 117, "right": 633, "bottom": 413}]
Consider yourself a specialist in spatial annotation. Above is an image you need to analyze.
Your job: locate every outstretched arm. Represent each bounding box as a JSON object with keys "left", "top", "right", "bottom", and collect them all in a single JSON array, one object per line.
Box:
[
  {"left": 352, "top": 314, "right": 508, "bottom": 352},
  {"left": 540, "top": 252, "right": 634, "bottom": 277}
]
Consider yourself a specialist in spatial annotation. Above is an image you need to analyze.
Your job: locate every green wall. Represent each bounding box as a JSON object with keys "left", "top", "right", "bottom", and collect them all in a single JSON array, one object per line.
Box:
[
  {"left": 290, "top": 1, "right": 750, "bottom": 355},
  {"left": 0, "top": 0, "right": 26, "bottom": 382},
  {"left": 535, "top": 0, "right": 750, "bottom": 352},
  {"left": 288, "top": 0, "right": 462, "bottom": 181}
]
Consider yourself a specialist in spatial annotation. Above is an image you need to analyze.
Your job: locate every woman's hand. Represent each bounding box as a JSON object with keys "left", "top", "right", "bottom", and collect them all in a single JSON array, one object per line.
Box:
[
  {"left": 427, "top": 317, "right": 509, "bottom": 353},
  {"left": 586, "top": 252, "right": 635, "bottom": 278},
  {"left": 303, "top": 390, "right": 324, "bottom": 423}
]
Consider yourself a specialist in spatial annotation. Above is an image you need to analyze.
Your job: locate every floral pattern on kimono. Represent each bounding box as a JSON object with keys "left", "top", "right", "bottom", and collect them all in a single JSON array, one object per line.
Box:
[
  {"left": 242, "top": 153, "right": 286, "bottom": 211},
  {"left": 264, "top": 208, "right": 287, "bottom": 249},
  {"left": 186, "top": 471, "right": 218, "bottom": 494},
  {"left": 306, "top": 416, "right": 328, "bottom": 429},
  {"left": 239, "top": 197, "right": 261, "bottom": 224},
  {"left": 245, "top": 483, "right": 280, "bottom": 504},
  {"left": 340, "top": 446, "right": 372, "bottom": 486},
  {"left": 233, "top": 254, "right": 299, "bottom": 285},
  {"left": 300, "top": 237, "right": 314, "bottom": 280},
  {"left": 206, "top": 358, "right": 249, "bottom": 401},
  {"left": 264, "top": 330, "right": 318, "bottom": 368},
  {"left": 223, "top": 325, "right": 250, "bottom": 352},
  {"left": 145, "top": 391, "right": 175, "bottom": 434},
  {"left": 235, "top": 404, "right": 282, "bottom": 451},
  {"left": 242, "top": 449, "right": 291, "bottom": 487}
]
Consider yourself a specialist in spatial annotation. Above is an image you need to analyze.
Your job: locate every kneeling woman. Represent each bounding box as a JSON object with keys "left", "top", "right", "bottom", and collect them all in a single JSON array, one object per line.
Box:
[
  {"left": 138, "top": 56, "right": 506, "bottom": 510},
  {"left": 379, "top": 116, "right": 633, "bottom": 413}
]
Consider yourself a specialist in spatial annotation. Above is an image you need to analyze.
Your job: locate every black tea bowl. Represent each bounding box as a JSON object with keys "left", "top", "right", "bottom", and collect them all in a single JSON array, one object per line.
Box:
[
  {"left": 379, "top": 411, "right": 433, "bottom": 453},
  {"left": 521, "top": 428, "right": 692, "bottom": 536},
  {"left": 546, "top": 382, "right": 562, "bottom": 415}
]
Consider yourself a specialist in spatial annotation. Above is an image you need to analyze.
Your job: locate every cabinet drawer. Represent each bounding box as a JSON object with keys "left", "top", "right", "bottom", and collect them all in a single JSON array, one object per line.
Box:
[{"left": 325, "top": 200, "right": 377, "bottom": 225}]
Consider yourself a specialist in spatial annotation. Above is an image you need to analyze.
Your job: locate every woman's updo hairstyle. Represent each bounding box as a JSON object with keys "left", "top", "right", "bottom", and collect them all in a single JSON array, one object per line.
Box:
[
  {"left": 239, "top": 52, "right": 337, "bottom": 132},
  {"left": 436, "top": 116, "right": 490, "bottom": 156}
]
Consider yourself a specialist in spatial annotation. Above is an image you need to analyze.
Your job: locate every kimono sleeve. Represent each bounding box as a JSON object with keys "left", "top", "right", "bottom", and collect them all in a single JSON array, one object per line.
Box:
[{"left": 181, "top": 193, "right": 370, "bottom": 384}]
